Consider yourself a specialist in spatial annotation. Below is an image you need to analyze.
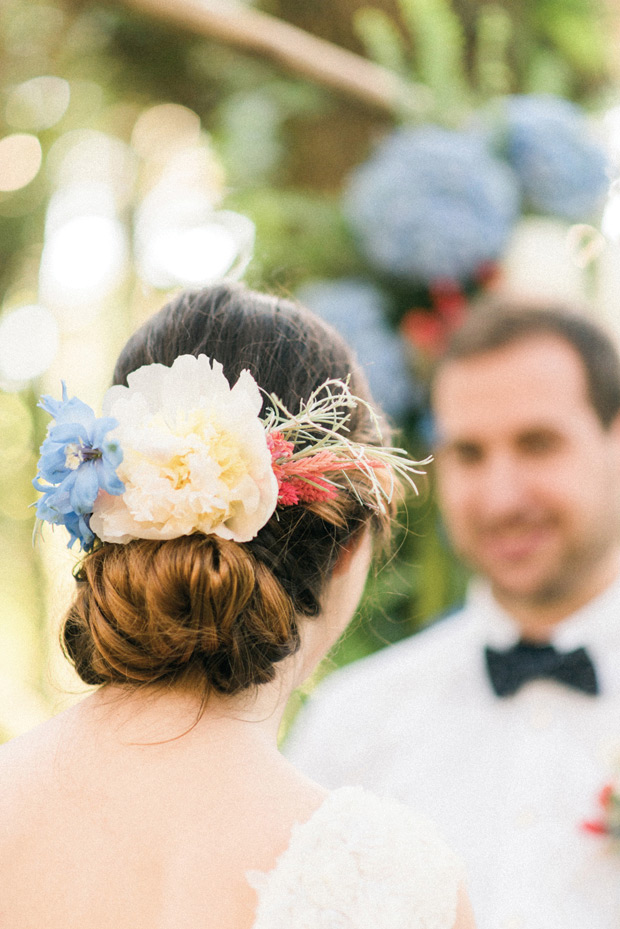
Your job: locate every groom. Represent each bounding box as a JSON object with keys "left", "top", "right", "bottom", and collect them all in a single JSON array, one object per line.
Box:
[{"left": 287, "top": 302, "right": 620, "bottom": 929}]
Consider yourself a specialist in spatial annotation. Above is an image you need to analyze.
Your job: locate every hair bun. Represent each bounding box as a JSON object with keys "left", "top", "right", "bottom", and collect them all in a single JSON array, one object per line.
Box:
[{"left": 63, "top": 536, "right": 299, "bottom": 694}]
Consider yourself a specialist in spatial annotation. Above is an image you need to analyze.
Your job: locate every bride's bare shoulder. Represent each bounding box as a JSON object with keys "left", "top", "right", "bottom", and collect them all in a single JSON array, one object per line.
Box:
[
  {"left": 0, "top": 710, "right": 71, "bottom": 813},
  {"left": 0, "top": 706, "right": 68, "bottom": 756},
  {"left": 0, "top": 719, "right": 48, "bottom": 774}
]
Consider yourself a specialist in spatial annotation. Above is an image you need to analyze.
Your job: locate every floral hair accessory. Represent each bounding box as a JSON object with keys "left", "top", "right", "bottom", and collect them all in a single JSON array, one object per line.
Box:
[{"left": 33, "top": 355, "right": 428, "bottom": 553}]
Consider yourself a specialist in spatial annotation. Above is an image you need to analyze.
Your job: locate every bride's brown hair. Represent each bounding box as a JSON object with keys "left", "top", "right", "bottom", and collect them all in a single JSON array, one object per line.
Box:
[{"left": 63, "top": 283, "right": 392, "bottom": 696}]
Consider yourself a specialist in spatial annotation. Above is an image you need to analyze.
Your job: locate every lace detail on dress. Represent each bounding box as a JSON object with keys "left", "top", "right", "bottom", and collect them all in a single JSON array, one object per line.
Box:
[{"left": 248, "top": 786, "right": 463, "bottom": 929}]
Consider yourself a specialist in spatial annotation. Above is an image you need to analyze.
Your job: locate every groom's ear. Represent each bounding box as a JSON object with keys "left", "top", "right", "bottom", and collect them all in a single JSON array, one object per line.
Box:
[{"left": 331, "top": 528, "right": 369, "bottom": 577}]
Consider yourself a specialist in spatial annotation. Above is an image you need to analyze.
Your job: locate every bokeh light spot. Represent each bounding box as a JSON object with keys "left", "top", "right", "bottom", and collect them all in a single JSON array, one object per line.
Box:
[
  {"left": 0, "top": 134, "right": 42, "bottom": 192},
  {"left": 131, "top": 104, "right": 201, "bottom": 159},
  {"left": 137, "top": 211, "right": 255, "bottom": 289},
  {"left": 566, "top": 223, "right": 606, "bottom": 268},
  {"left": 39, "top": 215, "right": 128, "bottom": 308},
  {"left": 602, "top": 188, "right": 620, "bottom": 243},
  {"left": 44, "top": 183, "right": 118, "bottom": 235},
  {"left": 0, "top": 304, "right": 59, "bottom": 383},
  {"left": 47, "top": 129, "right": 135, "bottom": 197},
  {"left": 6, "top": 76, "right": 70, "bottom": 131},
  {"left": 156, "top": 226, "right": 238, "bottom": 284}
]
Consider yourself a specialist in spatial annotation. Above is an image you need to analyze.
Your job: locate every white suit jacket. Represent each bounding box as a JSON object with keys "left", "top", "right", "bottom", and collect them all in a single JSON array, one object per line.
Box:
[{"left": 286, "top": 578, "right": 620, "bottom": 929}]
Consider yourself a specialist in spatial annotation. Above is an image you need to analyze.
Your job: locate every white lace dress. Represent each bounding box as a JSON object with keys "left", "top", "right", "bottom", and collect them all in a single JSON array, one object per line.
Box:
[{"left": 248, "top": 786, "right": 463, "bottom": 929}]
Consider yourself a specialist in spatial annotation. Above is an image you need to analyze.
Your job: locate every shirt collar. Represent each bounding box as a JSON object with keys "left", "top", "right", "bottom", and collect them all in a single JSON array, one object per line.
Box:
[{"left": 466, "top": 572, "right": 620, "bottom": 656}]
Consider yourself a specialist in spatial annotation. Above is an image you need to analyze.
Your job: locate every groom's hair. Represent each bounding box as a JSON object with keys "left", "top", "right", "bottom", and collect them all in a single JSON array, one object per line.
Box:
[{"left": 435, "top": 299, "right": 620, "bottom": 428}]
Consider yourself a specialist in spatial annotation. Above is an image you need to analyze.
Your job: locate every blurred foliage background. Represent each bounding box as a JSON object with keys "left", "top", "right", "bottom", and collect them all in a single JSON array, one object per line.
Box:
[{"left": 1, "top": 0, "right": 619, "bottom": 740}]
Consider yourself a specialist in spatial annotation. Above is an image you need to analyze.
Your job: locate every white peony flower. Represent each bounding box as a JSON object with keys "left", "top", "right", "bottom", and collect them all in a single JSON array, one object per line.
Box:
[{"left": 90, "top": 354, "right": 278, "bottom": 544}]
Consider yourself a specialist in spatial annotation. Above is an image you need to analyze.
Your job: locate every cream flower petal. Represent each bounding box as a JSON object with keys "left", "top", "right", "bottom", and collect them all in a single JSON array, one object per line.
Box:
[
  {"left": 103, "top": 363, "right": 169, "bottom": 417},
  {"left": 90, "top": 492, "right": 142, "bottom": 544},
  {"left": 93, "top": 354, "right": 278, "bottom": 544},
  {"left": 231, "top": 368, "right": 264, "bottom": 417},
  {"left": 162, "top": 354, "right": 208, "bottom": 414}
]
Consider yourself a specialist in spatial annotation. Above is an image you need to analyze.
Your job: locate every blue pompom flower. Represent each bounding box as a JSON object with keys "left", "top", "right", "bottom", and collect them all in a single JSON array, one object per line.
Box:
[
  {"left": 344, "top": 125, "right": 520, "bottom": 285},
  {"left": 504, "top": 95, "right": 609, "bottom": 221},
  {"left": 297, "top": 278, "right": 421, "bottom": 419},
  {"left": 33, "top": 384, "right": 124, "bottom": 551}
]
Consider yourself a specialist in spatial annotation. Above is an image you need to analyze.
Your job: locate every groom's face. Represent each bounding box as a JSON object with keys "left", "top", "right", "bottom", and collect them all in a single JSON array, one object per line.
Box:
[{"left": 432, "top": 335, "right": 620, "bottom": 612}]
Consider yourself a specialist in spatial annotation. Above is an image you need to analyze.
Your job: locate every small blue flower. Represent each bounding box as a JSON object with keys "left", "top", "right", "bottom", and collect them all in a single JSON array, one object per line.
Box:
[
  {"left": 33, "top": 384, "right": 125, "bottom": 551},
  {"left": 504, "top": 95, "right": 609, "bottom": 220}
]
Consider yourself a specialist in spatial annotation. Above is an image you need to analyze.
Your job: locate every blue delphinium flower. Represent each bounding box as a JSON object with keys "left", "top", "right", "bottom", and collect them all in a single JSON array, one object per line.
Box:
[
  {"left": 33, "top": 384, "right": 125, "bottom": 551},
  {"left": 344, "top": 125, "right": 520, "bottom": 285},
  {"left": 504, "top": 95, "right": 609, "bottom": 221},
  {"left": 298, "top": 278, "right": 422, "bottom": 419}
]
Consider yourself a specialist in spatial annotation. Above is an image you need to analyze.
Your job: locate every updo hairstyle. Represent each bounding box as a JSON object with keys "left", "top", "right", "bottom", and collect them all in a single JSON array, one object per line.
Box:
[{"left": 63, "top": 284, "right": 392, "bottom": 697}]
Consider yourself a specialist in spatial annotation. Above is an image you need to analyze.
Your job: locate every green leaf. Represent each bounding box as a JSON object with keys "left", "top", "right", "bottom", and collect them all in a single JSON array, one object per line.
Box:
[
  {"left": 524, "top": 47, "right": 574, "bottom": 97},
  {"left": 398, "top": 0, "right": 471, "bottom": 117},
  {"left": 353, "top": 7, "right": 409, "bottom": 77},
  {"left": 474, "top": 4, "right": 513, "bottom": 98},
  {"left": 541, "top": 11, "right": 606, "bottom": 77},
  {"left": 225, "top": 188, "right": 362, "bottom": 290}
]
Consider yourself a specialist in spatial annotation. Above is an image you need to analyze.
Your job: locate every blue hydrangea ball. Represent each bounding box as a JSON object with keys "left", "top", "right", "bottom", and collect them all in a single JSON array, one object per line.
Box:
[
  {"left": 504, "top": 95, "right": 609, "bottom": 221},
  {"left": 343, "top": 126, "right": 520, "bottom": 285},
  {"left": 297, "top": 278, "right": 421, "bottom": 419}
]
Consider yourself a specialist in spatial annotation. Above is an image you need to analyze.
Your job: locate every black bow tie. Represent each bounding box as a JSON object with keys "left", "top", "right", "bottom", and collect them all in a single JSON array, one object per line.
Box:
[{"left": 485, "top": 640, "right": 599, "bottom": 697}]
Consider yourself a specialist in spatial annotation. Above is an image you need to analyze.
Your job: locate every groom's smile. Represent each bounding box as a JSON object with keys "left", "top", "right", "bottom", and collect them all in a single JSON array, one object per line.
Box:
[{"left": 433, "top": 334, "right": 620, "bottom": 621}]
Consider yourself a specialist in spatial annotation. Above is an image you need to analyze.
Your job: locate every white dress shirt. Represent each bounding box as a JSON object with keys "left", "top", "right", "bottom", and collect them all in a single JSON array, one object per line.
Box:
[{"left": 286, "top": 576, "right": 620, "bottom": 929}]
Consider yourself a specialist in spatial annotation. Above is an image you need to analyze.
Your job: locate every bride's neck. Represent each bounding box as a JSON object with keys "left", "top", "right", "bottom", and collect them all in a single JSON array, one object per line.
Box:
[{"left": 79, "top": 670, "right": 296, "bottom": 753}]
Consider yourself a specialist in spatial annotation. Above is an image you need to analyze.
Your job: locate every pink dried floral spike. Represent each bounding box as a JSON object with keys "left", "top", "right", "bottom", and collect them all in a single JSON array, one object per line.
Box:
[
  {"left": 262, "top": 377, "right": 430, "bottom": 515},
  {"left": 267, "top": 432, "right": 294, "bottom": 463},
  {"left": 268, "top": 434, "right": 342, "bottom": 505},
  {"left": 283, "top": 476, "right": 338, "bottom": 505},
  {"left": 268, "top": 431, "right": 386, "bottom": 507},
  {"left": 267, "top": 432, "right": 294, "bottom": 496}
]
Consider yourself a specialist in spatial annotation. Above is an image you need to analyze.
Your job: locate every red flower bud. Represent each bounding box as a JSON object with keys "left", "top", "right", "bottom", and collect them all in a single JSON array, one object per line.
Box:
[{"left": 400, "top": 311, "right": 446, "bottom": 357}]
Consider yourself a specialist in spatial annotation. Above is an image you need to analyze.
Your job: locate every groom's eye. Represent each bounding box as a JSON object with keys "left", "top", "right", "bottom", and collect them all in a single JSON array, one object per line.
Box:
[{"left": 441, "top": 441, "right": 484, "bottom": 466}]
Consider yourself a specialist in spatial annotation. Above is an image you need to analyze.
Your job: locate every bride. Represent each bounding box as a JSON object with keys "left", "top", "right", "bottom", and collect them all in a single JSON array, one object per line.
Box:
[{"left": 0, "top": 283, "right": 474, "bottom": 928}]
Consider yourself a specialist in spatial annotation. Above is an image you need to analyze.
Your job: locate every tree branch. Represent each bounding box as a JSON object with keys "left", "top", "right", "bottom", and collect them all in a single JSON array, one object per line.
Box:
[{"left": 115, "top": 0, "right": 423, "bottom": 117}]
